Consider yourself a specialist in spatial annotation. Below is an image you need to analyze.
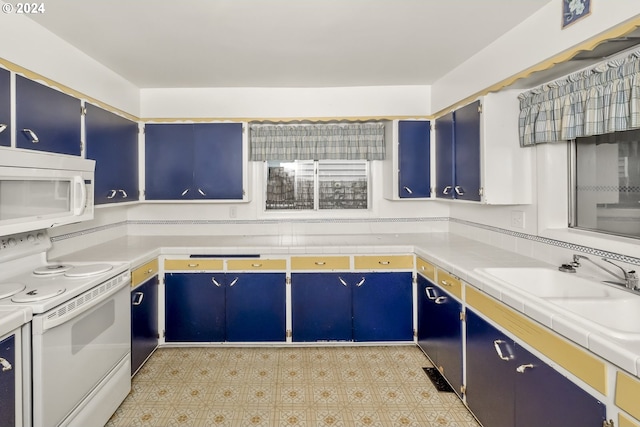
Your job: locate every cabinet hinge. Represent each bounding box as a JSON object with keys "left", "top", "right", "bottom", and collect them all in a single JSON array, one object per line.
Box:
[
  {"left": 286, "top": 329, "right": 292, "bottom": 338},
  {"left": 286, "top": 276, "right": 291, "bottom": 285},
  {"left": 460, "top": 385, "right": 467, "bottom": 394},
  {"left": 162, "top": 330, "right": 166, "bottom": 338},
  {"left": 479, "top": 187, "right": 484, "bottom": 197},
  {"left": 81, "top": 106, "right": 87, "bottom": 116},
  {"left": 459, "top": 311, "right": 466, "bottom": 322},
  {"left": 477, "top": 103, "right": 482, "bottom": 114},
  {"left": 603, "top": 420, "right": 614, "bottom": 427},
  {"left": 413, "top": 328, "right": 417, "bottom": 338},
  {"left": 80, "top": 141, "right": 84, "bottom": 152},
  {"left": 156, "top": 333, "right": 161, "bottom": 339}
]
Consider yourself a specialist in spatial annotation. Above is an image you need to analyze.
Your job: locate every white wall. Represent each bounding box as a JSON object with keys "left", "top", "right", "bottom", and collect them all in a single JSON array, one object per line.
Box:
[
  {"left": 140, "top": 85, "right": 431, "bottom": 120},
  {"left": 0, "top": 2, "right": 139, "bottom": 115},
  {"left": 431, "top": 0, "right": 640, "bottom": 112}
]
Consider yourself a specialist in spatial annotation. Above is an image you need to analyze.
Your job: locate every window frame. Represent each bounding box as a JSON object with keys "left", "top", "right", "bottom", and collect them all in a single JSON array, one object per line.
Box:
[{"left": 262, "top": 159, "right": 371, "bottom": 213}]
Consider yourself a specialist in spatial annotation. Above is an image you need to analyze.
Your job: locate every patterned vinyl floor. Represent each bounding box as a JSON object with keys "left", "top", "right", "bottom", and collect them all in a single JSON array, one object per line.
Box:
[{"left": 106, "top": 346, "right": 482, "bottom": 427}]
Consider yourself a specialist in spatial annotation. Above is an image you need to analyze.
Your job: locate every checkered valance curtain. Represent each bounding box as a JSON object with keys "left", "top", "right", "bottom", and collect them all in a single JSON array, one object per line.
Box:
[
  {"left": 518, "top": 50, "right": 640, "bottom": 146},
  {"left": 249, "top": 123, "right": 385, "bottom": 161}
]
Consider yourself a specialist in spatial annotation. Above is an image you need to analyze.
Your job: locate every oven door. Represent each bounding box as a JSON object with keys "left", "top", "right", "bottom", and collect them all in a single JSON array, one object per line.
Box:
[{"left": 31, "top": 278, "right": 130, "bottom": 427}]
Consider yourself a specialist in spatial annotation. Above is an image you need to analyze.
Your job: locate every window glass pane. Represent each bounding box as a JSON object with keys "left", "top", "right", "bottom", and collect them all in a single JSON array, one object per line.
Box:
[
  {"left": 318, "top": 160, "right": 368, "bottom": 210},
  {"left": 266, "top": 161, "right": 314, "bottom": 210},
  {"left": 574, "top": 129, "right": 640, "bottom": 238}
]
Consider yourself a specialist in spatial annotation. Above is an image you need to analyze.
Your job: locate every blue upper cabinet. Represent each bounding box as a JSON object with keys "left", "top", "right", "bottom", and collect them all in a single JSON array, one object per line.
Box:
[
  {"left": 435, "top": 102, "right": 481, "bottom": 201},
  {"left": 453, "top": 100, "right": 481, "bottom": 201},
  {"left": 435, "top": 112, "right": 455, "bottom": 199},
  {"left": 145, "top": 122, "right": 245, "bottom": 200},
  {"left": 383, "top": 120, "right": 431, "bottom": 200},
  {"left": 85, "top": 104, "right": 139, "bottom": 204},
  {"left": 0, "top": 68, "right": 10, "bottom": 147},
  {"left": 398, "top": 121, "right": 431, "bottom": 198},
  {"left": 15, "top": 75, "right": 81, "bottom": 155}
]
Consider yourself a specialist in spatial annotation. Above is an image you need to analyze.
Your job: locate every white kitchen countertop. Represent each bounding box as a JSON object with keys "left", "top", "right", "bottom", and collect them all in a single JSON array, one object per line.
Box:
[{"left": 53, "top": 232, "right": 640, "bottom": 379}]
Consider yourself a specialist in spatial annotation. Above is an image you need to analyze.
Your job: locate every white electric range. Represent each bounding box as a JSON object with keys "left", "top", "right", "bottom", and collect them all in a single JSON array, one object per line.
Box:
[{"left": 0, "top": 231, "right": 131, "bottom": 427}]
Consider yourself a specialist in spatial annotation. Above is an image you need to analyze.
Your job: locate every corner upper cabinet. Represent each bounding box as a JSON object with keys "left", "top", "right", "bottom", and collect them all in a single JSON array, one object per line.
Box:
[
  {"left": 85, "top": 104, "right": 139, "bottom": 204},
  {"left": 15, "top": 75, "right": 81, "bottom": 155},
  {"left": 435, "top": 90, "right": 532, "bottom": 204},
  {"left": 383, "top": 120, "right": 432, "bottom": 200},
  {"left": 0, "top": 68, "right": 10, "bottom": 147},
  {"left": 144, "top": 122, "right": 247, "bottom": 201}
]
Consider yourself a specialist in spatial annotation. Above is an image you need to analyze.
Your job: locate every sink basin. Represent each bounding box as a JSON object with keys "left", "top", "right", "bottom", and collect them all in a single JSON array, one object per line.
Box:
[
  {"left": 474, "top": 267, "right": 620, "bottom": 298},
  {"left": 545, "top": 297, "right": 640, "bottom": 339}
]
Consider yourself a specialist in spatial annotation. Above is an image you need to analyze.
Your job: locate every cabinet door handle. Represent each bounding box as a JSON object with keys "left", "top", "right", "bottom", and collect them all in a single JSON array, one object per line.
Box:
[
  {"left": 132, "top": 292, "right": 144, "bottom": 306},
  {"left": 211, "top": 277, "right": 222, "bottom": 287},
  {"left": 146, "top": 269, "right": 154, "bottom": 274},
  {"left": 442, "top": 185, "right": 452, "bottom": 195},
  {"left": 454, "top": 186, "right": 465, "bottom": 196},
  {"left": 338, "top": 276, "right": 348, "bottom": 287},
  {"left": 197, "top": 188, "right": 206, "bottom": 196},
  {"left": 22, "top": 128, "right": 40, "bottom": 143},
  {"left": 229, "top": 277, "right": 239, "bottom": 287},
  {"left": 355, "top": 277, "right": 366, "bottom": 287},
  {"left": 403, "top": 186, "right": 413, "bottom": 195},
  {"left": 434, "top": 296, "right": 447, "bottom": 304},
  {"left": 0, "top": 124, "right": 7, "bottom": 133},
  {"left": 0, "top": 357, "right": 12, "bottom": 372},
  {"left": 107, "top": 189, "right": 117, "bottom": 199},
  {"left": 181, "top": 188, "right": 190, "bottom": 196},
  {"left": 119, "top": 189, "right": 128, "bottom": 198},
  {"left": 493, "top": 339, "right": 513, "bottom": 361},
  {"left": 425, "top": 287, "right": 437, "bottom": 300},
  {"left": 440, "top": 280, "right": 452, "bottom": 287},
  {"left": 516, "top": 363, "right": 535, "bottom": 373}
]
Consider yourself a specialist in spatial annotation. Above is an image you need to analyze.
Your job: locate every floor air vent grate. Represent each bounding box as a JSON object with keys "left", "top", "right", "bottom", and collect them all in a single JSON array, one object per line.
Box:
[{"left": 422, "top": 367, "right": 454, "bottom": 393}]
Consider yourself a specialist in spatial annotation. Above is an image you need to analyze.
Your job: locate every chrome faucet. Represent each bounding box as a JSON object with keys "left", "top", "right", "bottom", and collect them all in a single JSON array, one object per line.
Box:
[{"left": 572, "top": 254, "right": 639, "bottom": 291}]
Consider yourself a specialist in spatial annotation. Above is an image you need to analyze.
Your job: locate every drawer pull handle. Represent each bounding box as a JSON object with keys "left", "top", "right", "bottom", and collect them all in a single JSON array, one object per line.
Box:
[
  {"left": 441, "top": 280, "right": 452, "bottom": 287},
  {"left": 493, "top": 340, "right": 513, "bottom": 361},
  {"left": 315, "top": 261, "right": 326, "bottom": 266},
  {"left": 22, "top": 128, "right": 40, "bottom": 143},
  {"left": 211, "top": 278, "right": 222, "bottom": 287},
  {"left": 229, "top": 277, "right": 239, "bottom": 287},
  {"left": 251, "top": 263, "right": 262, "bottom": 267},
  {"left": 187, "top": 263, "right": 199, "bottom": 268},
  {"left": 425, "top": 287, "right": 437, "bottom": 300},
  {"left": 147, "top": 269, "right": 154, "bottom": 274},
  {"left": 338, "top": 276, "right": 348, "bottom": 287},
  {"left": 434, "top": 296, "right": 447, "bottom": 304},
  {"left": 0, "top": 358, "right": 12, "bottom": 372},
  {"left": 378, "top": 261, "right": 390, "bottom": 265},
  {"left": 355, "top": 277, "right": 366, "bottom": 287},
  {"left": 516, "top": 364, "right": 535, "bottom": 373},
  {"left": 132, "top": 292, "right": 144, "bottom": 306}
]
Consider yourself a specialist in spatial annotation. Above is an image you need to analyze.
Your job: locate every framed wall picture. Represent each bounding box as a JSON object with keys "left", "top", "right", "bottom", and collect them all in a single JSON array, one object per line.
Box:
[{"left": 562, "top": 0, "right": 591, "bottom": 29}]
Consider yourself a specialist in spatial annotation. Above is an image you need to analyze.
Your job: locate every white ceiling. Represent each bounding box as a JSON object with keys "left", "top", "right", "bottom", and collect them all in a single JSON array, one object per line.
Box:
[{"left": 28, "top": 0, "right": 553, "bottom": 88}]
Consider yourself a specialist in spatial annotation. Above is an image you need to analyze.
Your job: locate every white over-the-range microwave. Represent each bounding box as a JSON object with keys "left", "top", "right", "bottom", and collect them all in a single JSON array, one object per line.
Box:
[{"left": 0, "top": 147, "right": 95, "bottom": 236}]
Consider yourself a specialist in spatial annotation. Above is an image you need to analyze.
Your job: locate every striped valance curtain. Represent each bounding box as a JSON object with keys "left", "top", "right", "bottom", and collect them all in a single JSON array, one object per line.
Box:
[
  {"left": 249, "top": 123, "right": 385, "bottom": 161},
  {"left": 518, "top": 50, "right": 640, "bottom": 146}
]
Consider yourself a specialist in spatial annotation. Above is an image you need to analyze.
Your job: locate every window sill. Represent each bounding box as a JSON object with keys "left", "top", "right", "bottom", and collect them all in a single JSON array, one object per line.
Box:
[{"left": 540, "top": 227, "right": 640, "bottom": 259}]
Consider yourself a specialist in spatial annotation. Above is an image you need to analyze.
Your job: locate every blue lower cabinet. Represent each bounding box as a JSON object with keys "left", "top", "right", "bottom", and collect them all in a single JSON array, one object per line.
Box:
[
  {"left": 292, "top": 272, "right": 413, "bottom": 342},
  {"left": 225, "top": 273, "right": 286, "bottom": 342},
  {"left": 0, "top": 334, "right": 15, "bottom": 426},
  {"left": 165, "top": 273, "right": 226, "bottom": 342},
  {"left": 352, "top": 272, "right": 413, "bottom": 341},
  {"left": 131, "top": 276, "right": 159, "bottom": 375},
  {"left": 291, "top": 273, "right": 353, "bottom": 342},
  {"left": 165, "top": 272, "right": 286, "bottom": 343},
  {"left": 417, "top": 274, "right": 463, "bottom": 395},
  {"left": 466, "top": 309, "right": 606, "bottom": 427}
]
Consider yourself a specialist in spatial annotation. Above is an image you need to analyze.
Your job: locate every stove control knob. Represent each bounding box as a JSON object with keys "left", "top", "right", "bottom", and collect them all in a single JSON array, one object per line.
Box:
[
  {"left": 7, "top": 238, "right": 17, "bottom": 247},
  {"left": 27, "top": 234, "right": 36, "bottom": 243},
  {"left": 36, "top": 233, "right": 45, "bottom": 241}
]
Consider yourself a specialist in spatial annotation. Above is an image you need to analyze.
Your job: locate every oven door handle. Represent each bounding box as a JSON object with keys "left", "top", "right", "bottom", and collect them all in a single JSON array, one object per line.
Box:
[{"left": 35, "top": 274, "right": 130, "bottom": 333}]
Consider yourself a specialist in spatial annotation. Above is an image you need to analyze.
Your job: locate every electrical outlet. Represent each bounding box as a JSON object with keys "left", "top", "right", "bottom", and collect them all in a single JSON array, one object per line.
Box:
[{"left": 511, "top": 210, "right": 525, "bottom": 229}]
